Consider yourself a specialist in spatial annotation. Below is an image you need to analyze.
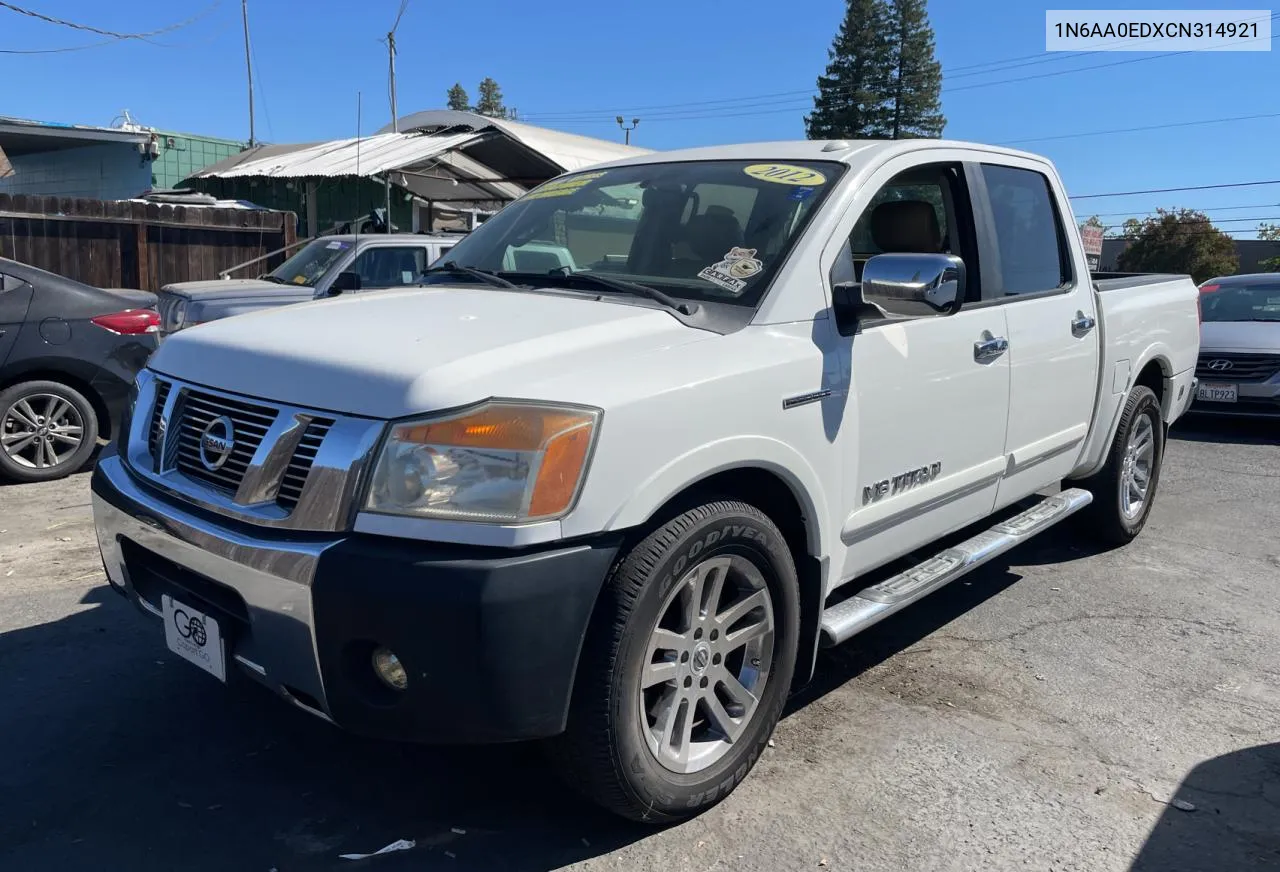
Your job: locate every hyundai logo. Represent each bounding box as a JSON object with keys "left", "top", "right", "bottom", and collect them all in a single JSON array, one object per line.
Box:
[
  {"left": 199, "top": 415, "right": 236, "bottom": 471},
  {"left": 1205, "top": 359, "right": 1234, "bottom": 372}
]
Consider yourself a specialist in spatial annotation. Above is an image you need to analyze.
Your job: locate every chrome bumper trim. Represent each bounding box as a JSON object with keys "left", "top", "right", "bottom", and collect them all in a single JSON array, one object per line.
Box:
[{"left": 93, "top": 454, "right": 337, "bottom": 715}]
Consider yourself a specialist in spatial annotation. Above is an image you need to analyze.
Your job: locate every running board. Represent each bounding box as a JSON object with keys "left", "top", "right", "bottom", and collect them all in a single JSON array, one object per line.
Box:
[{"left": 819, "top": 487, "right": 1093, "bottom": 647}]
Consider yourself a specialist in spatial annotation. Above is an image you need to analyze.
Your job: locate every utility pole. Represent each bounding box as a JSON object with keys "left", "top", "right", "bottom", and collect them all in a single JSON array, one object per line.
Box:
[
  {"left": 384, "top": 0, "right": 409, "bottom": 232},
  {"left": 616, "top": 116, "right": 640, "bottom": 145},
  {"left": 241, "top": 0, "right": 256, "bottom": 147}
]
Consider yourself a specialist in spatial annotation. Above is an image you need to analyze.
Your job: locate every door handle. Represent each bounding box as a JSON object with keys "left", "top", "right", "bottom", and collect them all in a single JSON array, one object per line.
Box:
[
  {"left": 1071, "top": 312, "right": 1096, "bottom": 337},
  {"left": 973, "top": 335, "right": 1009, "bottom": 363}
]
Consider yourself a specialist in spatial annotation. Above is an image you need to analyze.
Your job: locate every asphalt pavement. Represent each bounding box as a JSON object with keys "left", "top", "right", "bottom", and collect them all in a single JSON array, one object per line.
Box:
[{"left": 1, "top": 415, "right": 1277, "bottom": 872}]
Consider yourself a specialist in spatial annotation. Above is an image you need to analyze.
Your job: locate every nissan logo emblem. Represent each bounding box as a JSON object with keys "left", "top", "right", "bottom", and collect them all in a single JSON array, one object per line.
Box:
[
  {"left": 1205, "top": 359, "right": 1234, "bottom": 372},
  {"left": 199, "top": 415, "right": 236, "bottom": 471}
]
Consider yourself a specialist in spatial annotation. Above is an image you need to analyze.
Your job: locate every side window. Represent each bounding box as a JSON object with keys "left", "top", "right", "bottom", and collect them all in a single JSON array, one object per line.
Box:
[
  {"left": 828, "top": 163, "right": 971, "bottom": 294},
  {"left": 349, "top": 247, "right": 428, "bottom": 288},
  {"left": 980, "top": 164, "right": 1070, "bottom": 296},
  {"left": 0, "top": 273, "right": 25, "bottom": 293}
]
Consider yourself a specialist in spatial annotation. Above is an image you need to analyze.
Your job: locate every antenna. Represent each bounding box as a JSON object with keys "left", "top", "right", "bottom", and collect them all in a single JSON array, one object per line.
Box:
[
  {"left": 355, "top": 91, "right": 362, "bottom": 247},
  {"left": 241, "top": 0, "right": 256, "bottom": 147}
]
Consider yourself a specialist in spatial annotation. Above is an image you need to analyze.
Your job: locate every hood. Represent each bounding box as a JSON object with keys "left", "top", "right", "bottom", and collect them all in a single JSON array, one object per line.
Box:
[
  {"left": 147, "top": 286, "right": 707, "bottom": 418},
  {"left": 1199, "top": 320, "right": 1280, "bottom": 354},
  {"left": 162, "top": 278, "right": 307, "bottom": 301}
]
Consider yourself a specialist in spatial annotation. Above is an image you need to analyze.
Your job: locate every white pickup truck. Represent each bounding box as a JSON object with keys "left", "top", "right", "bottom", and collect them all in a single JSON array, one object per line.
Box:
[{"left": 91, "top": 139, "right": 1200, "bottom": 823}]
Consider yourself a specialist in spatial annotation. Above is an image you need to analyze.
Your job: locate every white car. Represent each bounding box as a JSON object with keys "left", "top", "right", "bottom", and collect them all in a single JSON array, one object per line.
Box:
[{"left": 90, "top": 139, "right": 1200, "bottom": 822}]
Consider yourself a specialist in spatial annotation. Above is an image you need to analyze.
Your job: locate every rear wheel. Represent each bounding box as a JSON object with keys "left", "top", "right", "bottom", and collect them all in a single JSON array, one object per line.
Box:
[
  {"left": 0, "top": 380, "right": 99, "bottom": 483},
  {"left": 550, "top": 500, "right": 800, "bottom": 823},
  {"left": 1077, "top": 385, "right": 1164, "bottom": 546}
]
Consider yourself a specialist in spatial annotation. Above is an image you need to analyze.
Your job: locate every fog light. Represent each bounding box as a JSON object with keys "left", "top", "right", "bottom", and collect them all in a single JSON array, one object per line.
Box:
[{"left": 371, "top": 647, "right": 408, "bottom": 691}]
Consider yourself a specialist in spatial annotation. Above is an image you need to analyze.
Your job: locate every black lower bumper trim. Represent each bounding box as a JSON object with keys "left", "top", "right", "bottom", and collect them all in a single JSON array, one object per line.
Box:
[{"left": 312, "top": 532, "right": 621, "bottom": 743}]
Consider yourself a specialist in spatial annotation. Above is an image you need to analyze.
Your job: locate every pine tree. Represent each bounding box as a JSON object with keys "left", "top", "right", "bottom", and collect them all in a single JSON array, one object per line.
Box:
[
  {"left": 805, "top": 0, "right": 896, "bottom": 140},
  {"left": 888, "top": 0, "right": 945, "bottom": 138},
  {"left": 446, "top": 83, "right": 470, "bottom": 111},
  {"left": 475, "top": 78, "right": 507, "bottom": 118}
]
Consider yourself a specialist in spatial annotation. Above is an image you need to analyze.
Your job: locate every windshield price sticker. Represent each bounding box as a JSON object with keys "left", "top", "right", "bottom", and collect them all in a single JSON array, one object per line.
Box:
[
  {"left": 523, "top": 171, "right": 609, "bottom": 201},
  {"left": 698, "top": 247, "right": 763, "bottom": 294},
  {"left": 743, "top": 164, "right": 827, "bottom": 186}
]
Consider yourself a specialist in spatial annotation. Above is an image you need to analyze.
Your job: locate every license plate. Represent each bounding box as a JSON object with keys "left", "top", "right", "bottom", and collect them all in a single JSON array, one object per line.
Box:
[
  {"left": 1196, "top": 382, "right": 1238, "bottom": 403},
  {"left": 162, "top": 594, "right": 227, "bottom": 681}
]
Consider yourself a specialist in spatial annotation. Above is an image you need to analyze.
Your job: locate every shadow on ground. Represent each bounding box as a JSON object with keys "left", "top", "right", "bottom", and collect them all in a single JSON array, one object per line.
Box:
[
  {"left": 1130, "top": 743, "right": 1280, "bottom": 871},
  {"left": 3, "top": 514, "right": 1230, "bottom": 870},
  {"left": 1170, "top": 414, "right": 1279, "bottom": 446}
]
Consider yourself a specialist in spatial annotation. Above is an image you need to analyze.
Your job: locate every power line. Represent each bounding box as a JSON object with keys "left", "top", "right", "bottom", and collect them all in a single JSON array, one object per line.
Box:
[
  {"left": 1000, "top": 111, "right": 1280, "bottom": 146},
  {"left": 0, "top": 38, "right": 118, "bottom": 53},
  {"left": 0, "top": 0, "right": 220, "bottom": 42},
  {"left": 1070, "top": 180, "right": 1280, "bottom": 200},
  {"left": 520, "top": 13, "right": 1278, "bottom": 124},
  {"left": 1083, "top": 203, "right": 1280, "bottom": 218}
]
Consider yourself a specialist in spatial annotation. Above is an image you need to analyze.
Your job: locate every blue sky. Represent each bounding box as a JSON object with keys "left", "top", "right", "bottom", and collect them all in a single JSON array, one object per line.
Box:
[{"left": 2, "top": 0, "right": 1277, "bottom": 235}]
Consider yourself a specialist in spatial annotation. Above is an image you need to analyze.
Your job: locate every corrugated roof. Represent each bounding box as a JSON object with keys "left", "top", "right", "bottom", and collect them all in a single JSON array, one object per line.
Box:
[
  {"left": 378, "top": 110, "right": 652, "bottom": 172},
  {"left": 191, "top": 130, "right": 483, "bottom": 179}
]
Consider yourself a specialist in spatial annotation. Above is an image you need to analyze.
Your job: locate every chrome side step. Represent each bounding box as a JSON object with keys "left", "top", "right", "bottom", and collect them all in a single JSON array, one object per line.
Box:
[{"left": 819, "top": 487, "right": 1093, "bottom": 647}]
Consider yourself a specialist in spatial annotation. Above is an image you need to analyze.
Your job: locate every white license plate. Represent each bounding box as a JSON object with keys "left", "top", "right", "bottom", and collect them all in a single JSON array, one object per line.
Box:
[
  {"left": 1196, "top": 382, "right": 1238, "bottom": 403},
  {"left": 162, "top": 594, "right": 227, "bottom": 681}
]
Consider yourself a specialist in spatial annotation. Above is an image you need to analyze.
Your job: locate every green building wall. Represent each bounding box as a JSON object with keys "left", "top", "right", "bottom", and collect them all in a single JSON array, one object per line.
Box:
[{"left": 151, "top": 131, "right": 247, "bottom": 191}]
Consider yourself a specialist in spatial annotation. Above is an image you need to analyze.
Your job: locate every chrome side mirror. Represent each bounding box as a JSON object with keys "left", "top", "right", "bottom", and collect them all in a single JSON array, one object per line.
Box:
[{"left": 861, "top": 253, "right": 965, "bottom": 318}]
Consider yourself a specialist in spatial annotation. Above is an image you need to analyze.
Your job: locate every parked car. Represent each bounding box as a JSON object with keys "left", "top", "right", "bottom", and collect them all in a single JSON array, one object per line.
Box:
[
  {"left": 0, "top": 257, "right": 158, "bottom": 483},
  {"left": 155, "top": 233, "right": 462, "bottom": 336},
  {"left": 1192, "top": 272, "right": 1280, "bottom": 417},
  {"left": 90, "top": 140, "right": 1200, "bottom": 823}
]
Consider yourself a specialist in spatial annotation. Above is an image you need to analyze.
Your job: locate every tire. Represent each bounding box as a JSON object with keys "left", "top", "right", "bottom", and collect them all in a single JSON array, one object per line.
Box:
[
  {"left": 0, "top": 380, "right": 100, "bottom": 484},
  {"left": 1077, "top": 385, "right": 1164, "bottom": 546},
  {"left": 549, "top": 500, "right": 801, "bottom": 823}
]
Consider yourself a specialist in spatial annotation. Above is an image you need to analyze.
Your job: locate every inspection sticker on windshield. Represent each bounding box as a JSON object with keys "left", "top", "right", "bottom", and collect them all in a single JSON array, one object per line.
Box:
[
  {"left": 523, "top": 171, "right": 608, "bottom": 201},
  {"left": 744, "top": 164, "right": 826, "bottom": 186},
  {"left": 698, "top": 247, "right": 763, "bottom": 294}
]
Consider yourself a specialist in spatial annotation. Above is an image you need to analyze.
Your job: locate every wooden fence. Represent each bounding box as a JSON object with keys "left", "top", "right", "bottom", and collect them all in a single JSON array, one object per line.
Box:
[{"left": 0, "top": 194, "right": 297, "bottom": 292}]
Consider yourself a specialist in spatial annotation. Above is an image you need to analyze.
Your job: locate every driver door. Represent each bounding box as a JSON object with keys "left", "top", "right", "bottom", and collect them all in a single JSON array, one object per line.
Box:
[{"left": 830, "top": 159, "right": 1012, "bottom": 582}]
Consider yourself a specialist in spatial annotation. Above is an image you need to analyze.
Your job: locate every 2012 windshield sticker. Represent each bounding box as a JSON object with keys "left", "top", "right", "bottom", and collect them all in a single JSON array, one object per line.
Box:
[
  {"left": 743, "top": 164, "right": 827, "bottom": 186},
  {"left": 523, "top": 171, "right": 609, "bottom": 200},
  {"left": 699, "top": 247, "right": 763, "bottom": 294}
]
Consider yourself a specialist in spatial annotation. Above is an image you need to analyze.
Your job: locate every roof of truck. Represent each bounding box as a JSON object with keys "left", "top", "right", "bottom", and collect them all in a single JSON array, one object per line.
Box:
[{"left": 583, "top": 138, "right": 1050, "bottom": 170}]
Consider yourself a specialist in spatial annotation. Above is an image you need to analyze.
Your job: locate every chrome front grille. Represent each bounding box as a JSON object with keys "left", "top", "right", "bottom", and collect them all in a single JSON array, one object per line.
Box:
[
  {"left": 276, "top": 418, "right": 334, "bottom": 510},
  {"left": 128, "top": 373, "right": 384, "bottom": 532},
  {"left": 1195, "top": 352, "right": 1280, "bottom": 383},
  {"left": 173, "top": 390, "right": 277, "bottom": 494},
  {"left": 147, "top": 380, "right": 171, "bottom": 456}
]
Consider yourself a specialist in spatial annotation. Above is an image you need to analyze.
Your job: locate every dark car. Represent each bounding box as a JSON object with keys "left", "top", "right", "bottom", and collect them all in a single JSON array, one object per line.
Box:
[{"left": 0, "top": 258, "right": 159, "bottom": 483}]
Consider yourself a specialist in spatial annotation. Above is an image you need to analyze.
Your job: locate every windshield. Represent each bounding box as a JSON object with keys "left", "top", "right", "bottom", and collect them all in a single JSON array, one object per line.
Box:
[
  {"left": 425, "top": 159, "right": 845, "bottom": 307},
  {"left": 1200, "top": 281, "right": 1280, "bottom": 322},
  {"left": 268, "top": 239, "right": 354, "bottom": 287}
]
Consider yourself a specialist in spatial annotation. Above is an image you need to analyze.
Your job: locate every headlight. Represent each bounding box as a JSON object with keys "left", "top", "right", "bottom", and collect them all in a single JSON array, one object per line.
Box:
[
  {"left": 363, "top": 401, "right": 600, "bottom": 523},
  {"left": 170, "top": 300, "right": 187, "bottom": 329}
]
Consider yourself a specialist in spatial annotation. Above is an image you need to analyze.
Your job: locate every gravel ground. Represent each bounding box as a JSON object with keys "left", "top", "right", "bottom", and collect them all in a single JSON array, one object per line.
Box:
[{"left": 1, "top": 415, "right": 1277, "bottom": 872}]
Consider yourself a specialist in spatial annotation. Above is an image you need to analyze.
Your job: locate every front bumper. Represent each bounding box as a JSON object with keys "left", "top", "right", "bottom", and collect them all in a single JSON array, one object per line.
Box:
[
  {"left": 1188, "top": 376, "right": 1280, "bottom": 418},
  {"left": 91, "top": 452, "right": 620, "bottom": 743}
]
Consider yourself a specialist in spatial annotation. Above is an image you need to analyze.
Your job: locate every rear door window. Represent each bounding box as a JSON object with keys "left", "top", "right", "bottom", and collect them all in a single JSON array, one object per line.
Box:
[{"left": 980, "top": 164, "right": 1072, "bottom": 297}]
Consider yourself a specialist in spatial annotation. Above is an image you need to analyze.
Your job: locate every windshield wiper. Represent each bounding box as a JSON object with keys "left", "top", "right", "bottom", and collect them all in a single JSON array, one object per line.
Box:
[
  {"left": 258, "top": 274, "right": 288, "bottom": 284},
  {"left": 424, "top": 262, "right": 518, "bottom": 289},
  {"left": 546, "top": 271, "right": 698, "bottom": 316}
]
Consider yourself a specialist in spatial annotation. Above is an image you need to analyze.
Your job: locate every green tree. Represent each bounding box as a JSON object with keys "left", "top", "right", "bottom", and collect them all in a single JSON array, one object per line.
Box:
[
  {"left": 1116, "top": 209, "right": 1238, "bottom": 283},
  {"left": 475, "top": 77, "right": 507, "bottom": 118},
  {"left": 446, "top": 83, "right": 470, "bottom": 111},
  {"left": 1259, "top": 222, "right": 1280, "bottom": 271},
  {"left": 805, "top": 0, "right": 896, "bottom": 139},
  {"left": 888, "top": 0, "right": 944, "bottom": 138}
]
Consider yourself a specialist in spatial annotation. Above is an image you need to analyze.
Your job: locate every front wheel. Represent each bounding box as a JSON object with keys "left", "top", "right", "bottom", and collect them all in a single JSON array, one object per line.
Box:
[
  {"left": 0, "top": 380, "right": 100, "bottom": 484},
  {"left": 1077, "top": 385, "right": 1164, "bottom": 546},
  {"left": 550, "top": 500, "right": 800, "bottom": 823}
]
